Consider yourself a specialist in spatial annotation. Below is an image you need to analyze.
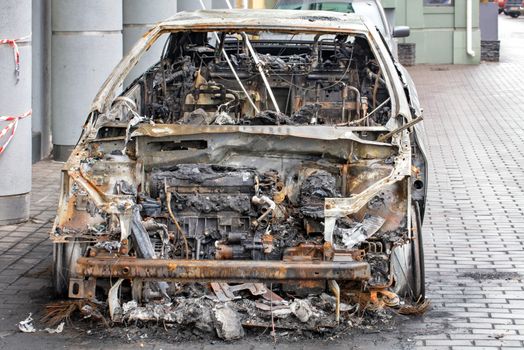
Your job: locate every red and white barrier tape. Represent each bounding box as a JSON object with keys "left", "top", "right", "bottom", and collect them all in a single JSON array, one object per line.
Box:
[
  {"left": 0, "top": 110, "right": 31, "bottom": 155},
  {"left": 0, "top": 35, "right": 31, "bottom": 83}
]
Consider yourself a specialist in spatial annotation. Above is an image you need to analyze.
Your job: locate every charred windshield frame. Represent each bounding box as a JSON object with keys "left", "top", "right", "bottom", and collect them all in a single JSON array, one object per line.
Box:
[{"left": 87, "top": 25, "right": 402, "bottom": 134}]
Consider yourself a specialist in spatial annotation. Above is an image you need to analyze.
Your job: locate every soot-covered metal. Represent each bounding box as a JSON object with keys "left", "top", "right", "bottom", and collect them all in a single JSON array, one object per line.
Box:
[{"left": 50, "top": 10, "right": 428, "bottom": 339}]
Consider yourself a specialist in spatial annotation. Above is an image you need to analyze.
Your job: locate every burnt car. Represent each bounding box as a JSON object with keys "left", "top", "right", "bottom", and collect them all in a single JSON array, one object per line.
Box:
[{"left": 51, "top": 9, "right": 427, "bottom": 329}]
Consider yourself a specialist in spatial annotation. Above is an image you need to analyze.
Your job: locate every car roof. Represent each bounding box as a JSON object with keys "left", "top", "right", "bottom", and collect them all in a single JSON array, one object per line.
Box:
[{"left": 158, "top": 9, "right": 370, "bottom": 33}]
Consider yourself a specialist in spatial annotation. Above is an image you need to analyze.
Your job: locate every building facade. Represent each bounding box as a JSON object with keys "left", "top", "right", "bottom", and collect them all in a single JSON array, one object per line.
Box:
[{"left": 382, "top": 0, "right": 481, "bottom": 64}]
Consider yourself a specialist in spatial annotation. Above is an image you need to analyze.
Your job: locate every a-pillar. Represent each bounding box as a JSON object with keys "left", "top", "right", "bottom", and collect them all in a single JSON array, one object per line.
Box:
[
  {"left": 123, "top": 0, "right": 177, "bottom": 87},
  {"left": 0, "top": 0, "right": 32, "bottom": 224},
  {"left": 51, "top": 0, "right": 123, "bottom": 161}
]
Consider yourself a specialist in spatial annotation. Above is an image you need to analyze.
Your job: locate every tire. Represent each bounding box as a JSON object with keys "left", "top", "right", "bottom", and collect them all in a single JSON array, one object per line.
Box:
[
  {"left": 52, "top": 240, "right": 86, "bottom": 298},
  {"left": 412, "top": 202, "right": 425, "bottom": 299},
  {"left": 498, "top": 9, "right": 504, "bottom": 14},
  {"left": 510, "top": 13, "right": 520, "bottom": 18},
  {"left": 390, "top": 203, "right": 425, "bottom": 301}
]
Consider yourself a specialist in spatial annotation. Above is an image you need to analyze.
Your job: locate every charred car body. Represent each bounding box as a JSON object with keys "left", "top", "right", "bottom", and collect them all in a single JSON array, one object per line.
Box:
[{"left": 51, "top": 9, "right": 427, "bottom": 326}]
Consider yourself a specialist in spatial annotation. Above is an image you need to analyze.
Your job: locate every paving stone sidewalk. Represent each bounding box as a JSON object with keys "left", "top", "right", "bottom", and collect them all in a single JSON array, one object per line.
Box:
[
  {"left": 406, "top": 16, "right": 524, "bottom": 350},
  {"left": 1, "top": 15, "right": 524, "bottom": 350}
]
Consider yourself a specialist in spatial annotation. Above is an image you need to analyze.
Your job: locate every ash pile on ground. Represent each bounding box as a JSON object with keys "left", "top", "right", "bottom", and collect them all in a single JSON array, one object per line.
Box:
[{"left": 73, "top": 283, "right": 414, "bottom": 343}]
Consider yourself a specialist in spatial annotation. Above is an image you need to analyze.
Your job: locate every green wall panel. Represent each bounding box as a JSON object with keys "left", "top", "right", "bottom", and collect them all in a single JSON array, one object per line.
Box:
[
  {"left": 424, "top": 13, "right": 455, "bottom": 28},
  {"left": 453, "top": 29, "right": 481, "bottom": 64},
  {"left": 410, "top": 29, "right": 454, "bottom": 64},
  {"left": 406, "top": 2, "right": 425, "bottom": 28},
  {"left": 386, "top": 0, "right": 480, "bottom": 64},
  {"left": 382, "top": 0, "right": 397, "bottom": 8}
]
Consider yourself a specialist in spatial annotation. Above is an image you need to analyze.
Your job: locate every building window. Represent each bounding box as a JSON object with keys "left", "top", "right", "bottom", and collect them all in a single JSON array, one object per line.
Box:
[{"left": 424, "top": 0, "right": 453, "bottom": 5}]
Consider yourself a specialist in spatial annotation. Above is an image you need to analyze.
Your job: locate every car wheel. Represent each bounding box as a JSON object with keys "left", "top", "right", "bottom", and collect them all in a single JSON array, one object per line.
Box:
[
  {"left": 510, "top": 13, "right": 520, "bottom": 18},
  {"left": 390, "top": 202, "right": 425, "bottom": 301},
  {"left": 498, "top": 8, "right": 504, "bottom": 14},
  {"left": 52, "top": 240, "right": 86, "bottom": 297}
]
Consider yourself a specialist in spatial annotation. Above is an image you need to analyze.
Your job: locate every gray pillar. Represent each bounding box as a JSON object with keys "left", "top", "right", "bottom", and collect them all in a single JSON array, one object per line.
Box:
[
  {"left": 51, "top": 0, "right": 123, "bottom": 161},
  {"left": 177, "top": 0, "right": 212, "bottom": 11},
  {"left": 32, "top": 0, "right": 52, "bottom": 162},
  {"left": 123, "top": 0, "right": 177, "bottom": 87},
  {"left": 0, "top": 0, "right": 32, "bottom": 224}
]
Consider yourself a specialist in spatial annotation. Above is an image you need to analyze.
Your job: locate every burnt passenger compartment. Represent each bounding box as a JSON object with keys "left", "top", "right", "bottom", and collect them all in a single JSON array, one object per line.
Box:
[{"left": 122, "top": 30, "right": 391, "bottom": 128}]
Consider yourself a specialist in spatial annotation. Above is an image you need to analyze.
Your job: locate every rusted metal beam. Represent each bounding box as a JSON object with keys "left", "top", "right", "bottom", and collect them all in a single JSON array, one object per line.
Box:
[
  {"left": 376, "top": 116, "right": 424, "bottom": 143},
  {"left": 76, "top": 257, "right": 370, "bottom": 282}
]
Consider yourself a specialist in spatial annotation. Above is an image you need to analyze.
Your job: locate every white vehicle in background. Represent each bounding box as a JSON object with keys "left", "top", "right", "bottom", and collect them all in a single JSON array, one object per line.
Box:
[{"left": 275, "top": 0, "right": 410, "bottom": 57}]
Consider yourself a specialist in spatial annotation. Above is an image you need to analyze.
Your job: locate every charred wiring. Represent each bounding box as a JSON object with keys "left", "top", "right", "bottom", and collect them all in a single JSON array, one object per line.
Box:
[{"left": 121, "top": 31, "right": 391, "bottom": 128}]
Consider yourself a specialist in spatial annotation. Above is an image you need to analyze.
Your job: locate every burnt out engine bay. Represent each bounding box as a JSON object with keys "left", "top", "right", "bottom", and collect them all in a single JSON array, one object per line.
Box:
[{"left": 52, "top": 15, "right": 426, "bottom": 338}]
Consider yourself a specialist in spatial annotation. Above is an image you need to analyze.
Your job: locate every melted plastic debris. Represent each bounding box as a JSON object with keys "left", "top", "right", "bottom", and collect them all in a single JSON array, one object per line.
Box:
[
  {"left": 112, "top": 289, "right": 344, "bottom": 339},
  {"left": 80, "top": 304, "right": 107, "bottom": 325},
  {"left": 121, "top": 297, "right": 215, "bottom": 334},
  {"left": 44, "top": 322, "right": 65, "bottom": 334},
  {"left": 179, "top": 108, "right": 213, "bottom": 125},
  {"left": 18, "top": 313, "right": 36, "bottom": 333},
  {"left": 300, "top": 170, "right": 340, "bottom": 219},
  {"left": 214, "top": 112, "right": 236, "bottom": 125},
  {"left": 55, "top": 281, "right": 429, "bottom": 342},
  {"left": 291, "top": 103, "right": 321, "bottom": 124},
  {"left": 18, "top": 314, "right": 64, "bottom": 334},
  {"left": 290, "top": 299, "right": 313, "bottom": 323},
  {"left": 251, "top": 110, "right": 292, "bottom": 125},
  {"left": 319, "top": 293, "right": 355, "bottom": 313},
  {"left": 212, "top": 303, "right": 245, "bottom": 340},
  {"left": 335, "top": 215, "right": 386, "bottom": 248}
]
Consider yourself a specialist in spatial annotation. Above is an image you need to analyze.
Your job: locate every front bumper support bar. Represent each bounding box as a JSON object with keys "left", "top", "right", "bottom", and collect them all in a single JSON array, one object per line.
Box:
[{"left": 76, "top": 257, "right": 371, "bottom": 282}]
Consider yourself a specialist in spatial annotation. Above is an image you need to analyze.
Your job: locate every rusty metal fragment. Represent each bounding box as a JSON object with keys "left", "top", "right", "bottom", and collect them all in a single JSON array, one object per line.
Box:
[
  {"left": 77, "top": 257, "right": 371, "bottom": 282},
  {"left": 210, "top": 282, "right": 267, "bottom": 302}
]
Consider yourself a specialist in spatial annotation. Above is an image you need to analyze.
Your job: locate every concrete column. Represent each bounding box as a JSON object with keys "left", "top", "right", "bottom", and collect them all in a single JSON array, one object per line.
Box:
[
  {"left": 51, "top": 0, "right": 123, "bottom": 161},
  {"left": 123, "top": 0, "right": 177, "bottom": 87},
  {"left": 32, "top": 0, "right": 52, "bottom": 162},
  {"left": 177, "top": 0, "right": 212, "bottom": 11},
  {"left": 0, "top": 0, "right": 32, "bottom": 224}
]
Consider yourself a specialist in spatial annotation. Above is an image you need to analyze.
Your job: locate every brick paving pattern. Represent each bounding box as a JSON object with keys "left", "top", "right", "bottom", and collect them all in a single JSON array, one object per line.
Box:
[
  {"left": 408, "top": 16, "right": 524, "bottom": 350},
  {"left": 0, "top": 161, "right": 61, "bottom": 344},
  {"left": 0, "top": 15, "right": 523, "bottom": 350}
]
